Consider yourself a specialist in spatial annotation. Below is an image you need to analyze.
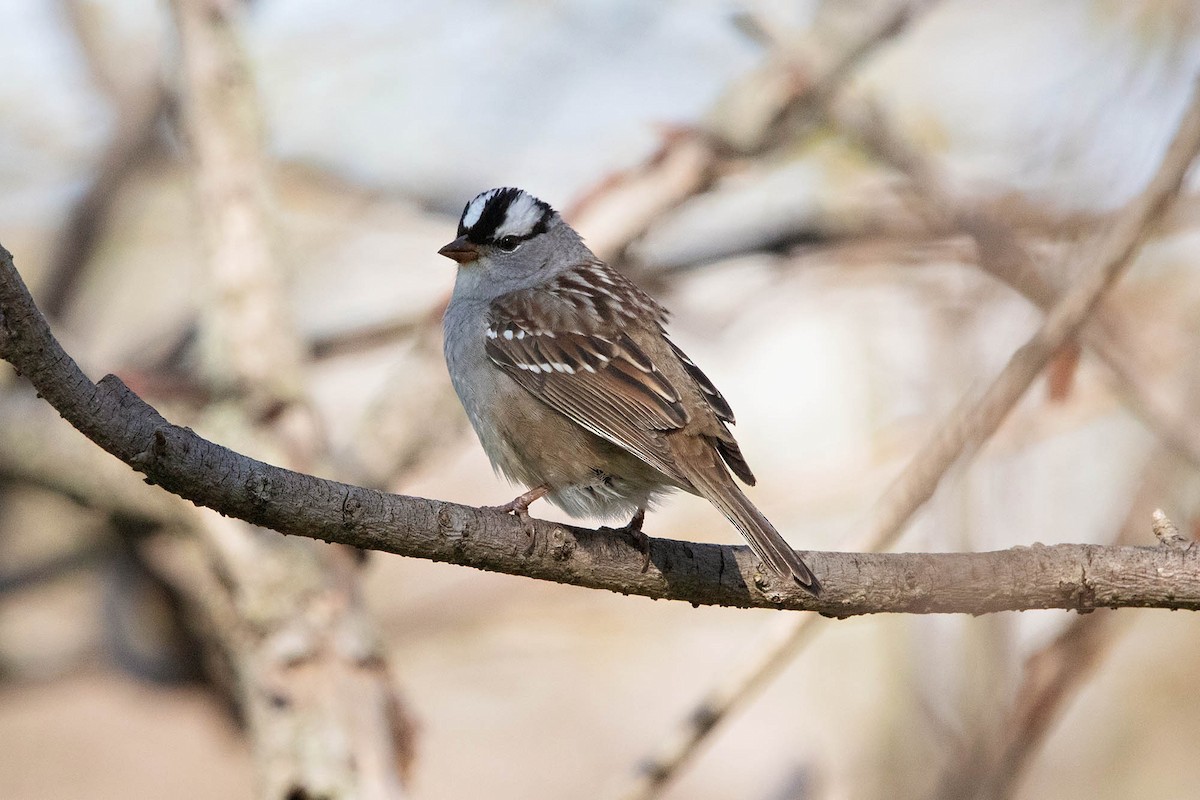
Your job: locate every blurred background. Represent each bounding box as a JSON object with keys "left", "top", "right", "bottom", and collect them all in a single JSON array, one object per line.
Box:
[{"left": 2, "top": 1, "right": 1200, "bottom": 798}]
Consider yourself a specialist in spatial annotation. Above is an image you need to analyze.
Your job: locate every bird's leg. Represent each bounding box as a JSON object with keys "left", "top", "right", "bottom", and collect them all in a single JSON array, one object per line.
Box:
[
  {"left": 491, "top": 484, "right": 549, "bottom": 517},
  {"left": 617, "top": 507, "right": 650, "bottom": 573},
  {"left": 489, "top": 485, "right": 549, "bottom": 554}
]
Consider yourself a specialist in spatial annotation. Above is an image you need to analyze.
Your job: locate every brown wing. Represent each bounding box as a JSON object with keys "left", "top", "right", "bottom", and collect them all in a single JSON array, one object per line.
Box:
[
  {"left": 665, "top": 337, "right": 734, "bottom": 423},
  {"left": 661, "top": 336, "right": 756, "bottom": 485},
  {"left": 485, "top": 262, "right": 694, "bottom": 486}
]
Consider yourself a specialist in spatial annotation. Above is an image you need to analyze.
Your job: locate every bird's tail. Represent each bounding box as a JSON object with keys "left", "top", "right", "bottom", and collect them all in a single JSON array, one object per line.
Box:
[{"left": 684, "top": 457, "right": 820, "bottom": 595}]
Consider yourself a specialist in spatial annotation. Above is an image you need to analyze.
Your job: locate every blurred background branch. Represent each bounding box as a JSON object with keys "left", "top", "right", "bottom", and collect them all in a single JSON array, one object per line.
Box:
[
  {"left": 164, "top": 0, "right": 413, "bottom": 797},
  {"left": 931, "top": 454, "right": 1158, "bottom": 800},
  {"left": 40, "top": 0, "right": 172, "bottom": 320}
]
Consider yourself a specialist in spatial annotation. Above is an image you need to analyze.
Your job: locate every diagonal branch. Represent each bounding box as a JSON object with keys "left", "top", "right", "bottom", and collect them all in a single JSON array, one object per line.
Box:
[
  {"left": 837, "top": 96, "right": 1200, "bottom": 470},
  {"left": 858, "top": 75, "right": 1200, "bottom": 548}
]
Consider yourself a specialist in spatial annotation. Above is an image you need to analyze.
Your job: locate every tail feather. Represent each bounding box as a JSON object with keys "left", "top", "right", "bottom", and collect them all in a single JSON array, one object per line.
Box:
[{"left": 686, "top": 464, "right": 820, "bottom": 595}]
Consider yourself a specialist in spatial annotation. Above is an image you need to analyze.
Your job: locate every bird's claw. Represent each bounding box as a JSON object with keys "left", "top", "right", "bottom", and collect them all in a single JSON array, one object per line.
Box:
[
  {"left": 609, "top": 508, "right": 650, "bottom": 573},
  {"left": 489, "top": 485, "right": 549, "bottom": 519}
]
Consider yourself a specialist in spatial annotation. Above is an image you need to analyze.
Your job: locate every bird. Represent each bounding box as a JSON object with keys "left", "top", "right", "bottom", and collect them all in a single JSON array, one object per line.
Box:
[{"left": 438, "top": 187, "right": 819, "bottom": 594}]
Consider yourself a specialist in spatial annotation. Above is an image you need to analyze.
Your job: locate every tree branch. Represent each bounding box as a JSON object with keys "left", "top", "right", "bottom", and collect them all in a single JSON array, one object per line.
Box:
[
  {"left": 165, "top": 0, "right": 413, "bottom": 795},
  {"left": 833, "top": 91, "right": 1200, "bottom": 471},
  {"left": 856, "top": 74, "right": 1200, "bottom": 550},
  {"left": 2, "top": 244, "right": 1200, "bottom": 615}
]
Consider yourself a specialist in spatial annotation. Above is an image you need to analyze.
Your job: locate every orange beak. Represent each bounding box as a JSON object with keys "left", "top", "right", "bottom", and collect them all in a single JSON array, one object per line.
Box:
[{"left": 438, "top": 235, "right": 480, "bottom": 264}]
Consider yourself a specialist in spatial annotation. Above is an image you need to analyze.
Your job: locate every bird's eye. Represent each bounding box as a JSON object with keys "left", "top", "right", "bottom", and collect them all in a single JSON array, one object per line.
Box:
[{"left": 496, "top": 235, "right": 522, "bottom": 252}]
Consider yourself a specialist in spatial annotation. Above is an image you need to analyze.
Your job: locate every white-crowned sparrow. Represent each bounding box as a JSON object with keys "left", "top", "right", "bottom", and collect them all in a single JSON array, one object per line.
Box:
[{"left": 439, "top": 187, "right": 819, "bottom": 593}]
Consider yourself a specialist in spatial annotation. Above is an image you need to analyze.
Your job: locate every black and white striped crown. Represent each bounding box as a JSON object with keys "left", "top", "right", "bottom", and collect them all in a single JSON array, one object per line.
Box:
[{"left": 457, "top": 187, "right": 555, "bottom": 247}]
